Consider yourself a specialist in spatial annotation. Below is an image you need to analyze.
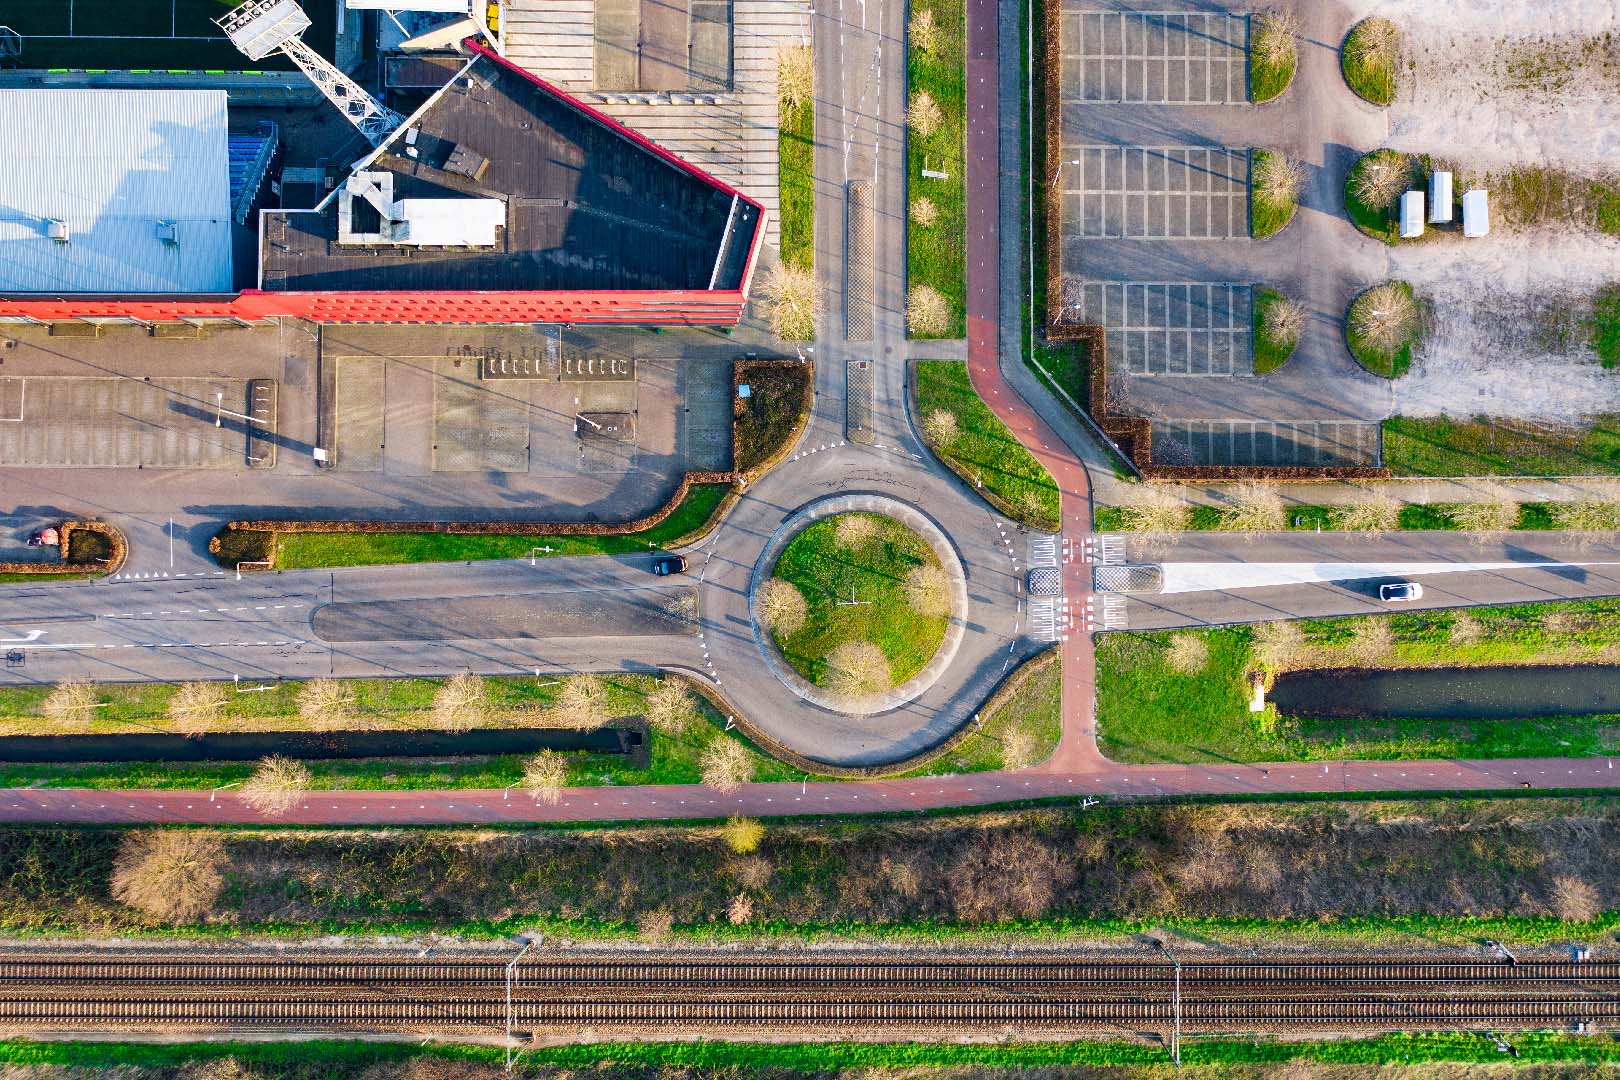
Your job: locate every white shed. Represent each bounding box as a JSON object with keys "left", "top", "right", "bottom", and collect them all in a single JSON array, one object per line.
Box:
[
  {"left": 1399, "top": 190, "right": 1425, "bottom": 238},
  {"left": 1428, "top": 170, "right": 1453, "bottom": 223},
  {"left": 1462, "top": 189, "right": 1490, "bottom": 237}
]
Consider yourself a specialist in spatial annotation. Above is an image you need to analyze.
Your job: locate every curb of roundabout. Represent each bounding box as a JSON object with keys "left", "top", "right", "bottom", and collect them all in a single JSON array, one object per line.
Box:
[{"left": 746, "top": 493, "right": 970, "bottom": 717}]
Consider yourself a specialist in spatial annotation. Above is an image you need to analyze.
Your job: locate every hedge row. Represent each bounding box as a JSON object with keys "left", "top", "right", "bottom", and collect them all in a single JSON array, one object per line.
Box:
[{"left": 0, "top": 520, "right": 126, "bottom": 577}]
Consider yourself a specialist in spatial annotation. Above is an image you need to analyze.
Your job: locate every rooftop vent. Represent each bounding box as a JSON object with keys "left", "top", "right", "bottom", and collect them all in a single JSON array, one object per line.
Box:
[
  {"left": 46, "top": 219, "right": 70, "bottom": 243},
  {"left": 155, "top": 221, "right": 179, "bottom": 245}
]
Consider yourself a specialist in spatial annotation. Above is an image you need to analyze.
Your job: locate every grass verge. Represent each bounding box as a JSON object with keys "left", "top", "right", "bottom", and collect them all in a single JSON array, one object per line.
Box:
[
  {"left": 1384, "top": 415, "right": 1620, "bottom": 476},
  {"left": 1251, "top": 287, "right": 1298, "bottom": 374},
  {"left": 266, "top": 483, "right": 732, "bottom": 569},
  {"left": 778, "top": 92, "right": 814, "bottom": 271},
  {"left": 907, "top": 650, "right": 1061, "bottom": 774},
  {"left": 907, "top": 0, "right": 966, "bottom": 337},
  {"left": 1097, "top": 597, "right": 1620, "bottom": 764},
  {"left": 1591, "top": 284, "right": 1620, "bottom": 368},
  {"left": 914, "top": 360, "right": 1061, "bottom": 530},
  {"left": 735, "top": 363, "right": 812, "bottom": 473},
  {"left": 1095, "top": 498, "right": 1587, "bottom": 533},
  {"left": 1248, "top": 148, "right": 1297, "bottom": 238},
  {"left": 1248, "top": 33, "right": 1295, "bottom": 103}
]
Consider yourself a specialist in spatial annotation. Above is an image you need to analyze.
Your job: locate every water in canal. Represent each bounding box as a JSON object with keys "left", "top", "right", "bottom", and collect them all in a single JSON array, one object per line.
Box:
[{"left": 1271, "top": 665, "right": 1620, "bottom": 720}]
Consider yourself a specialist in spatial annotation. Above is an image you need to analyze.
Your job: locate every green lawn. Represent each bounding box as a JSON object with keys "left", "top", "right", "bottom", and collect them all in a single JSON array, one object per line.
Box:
[
  {"left": 911, "top": 651, "right": 1061, "bottom": 774},
  {"left": 1248, "top": 23, "right": 1296, "bottom": 103},
  {"left": 907, "top": 0, "right": 966, "bottom": 337},
  {"left": 1248, "top": 149, "right": 1297, "bottom": 238},
  {"left": 259, "top": 483, "right": 732, "bottom": 570},
  {"left": 1346, "top": 280, "right": 1420, "bottom": 378},
  {"left": 1384, "top": 414, "right": 1620, "bottom": 476},
  {"left": 770, "top": 514, "right": 949, "bottom": 687},
  {"left": 0, "top": 572, "right": 96, "bottom": 584},
  {"left": 1097, "top": 597, "right": 1620, "bottom": 764},
  {"left": 1250, "top": 287, "right": 1297, "bottom": 374},
  {"left": 778, "top": 94, "right": 815, "bottom": 271},
  {"left": 1340, "top": 17, "right": 1398, "bottom": 105},
  {"left": 914, "top": 361, "right": 1061, "bottom": 530},
  {"left": 1590, "top": 284, "right": 1620, "bottom": 368}
]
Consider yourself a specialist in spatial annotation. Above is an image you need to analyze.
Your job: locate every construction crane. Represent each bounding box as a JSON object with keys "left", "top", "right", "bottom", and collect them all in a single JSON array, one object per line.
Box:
[{"left": 215, "top": 0, "right": 404, "bottom": 145}]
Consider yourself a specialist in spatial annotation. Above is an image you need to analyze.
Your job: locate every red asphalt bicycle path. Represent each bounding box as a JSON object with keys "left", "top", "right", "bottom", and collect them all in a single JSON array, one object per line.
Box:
[{"left": 6, "top": 0, "right": 1620, "bottom": 829}]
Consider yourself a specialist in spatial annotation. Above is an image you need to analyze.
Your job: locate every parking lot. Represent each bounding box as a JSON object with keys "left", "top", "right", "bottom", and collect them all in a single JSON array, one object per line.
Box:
[
  {"left": 1072, "top": 281, "right": 1253, "bottom": 376},
  {"left": 0, "top": 376, "right": 249, "bottom": 468},
  {"left": 1059, "top": 10, "right": 1248, "bottom": 104},
  {"left": 1062, "top": 146, "right": 1249, "bottom": 238}
]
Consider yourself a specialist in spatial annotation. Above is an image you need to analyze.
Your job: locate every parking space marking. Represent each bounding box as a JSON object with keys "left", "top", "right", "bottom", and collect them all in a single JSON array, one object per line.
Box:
[
  {"left": 1060, "top": 146, "right": 1248, "bottom": 238},
  {"left": 1063, "top": 11, "right": 1248, "bottom": 104},
  {"left": 1072, "top": 281, "right": 1253, "bottom": 376},
  {"left": 1152, "top": 420, "right": 1384, "bottom": 468}
]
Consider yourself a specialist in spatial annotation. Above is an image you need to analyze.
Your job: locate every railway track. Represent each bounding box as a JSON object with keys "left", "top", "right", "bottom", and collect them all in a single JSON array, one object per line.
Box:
[{"left": 1, "top": 952, "right": 1615, "bottom": 1034}]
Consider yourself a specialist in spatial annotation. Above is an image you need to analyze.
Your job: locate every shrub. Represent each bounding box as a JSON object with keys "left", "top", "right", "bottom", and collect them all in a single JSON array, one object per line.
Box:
[
  {"left": 758, "top": 578, "right": 809, "bottom": 635},
  {"left": 1333, "top": 487, "right": 1403, "bottom": 532},
  {"left": 700, "top": 737, "right": 756, "bottom": 792},
  {"left": 296, "top": 678, "right": 353, "bottom": 729},
  {"left": 638, "top": 909, "right": 675, "bottom": 941},
  {"left": 726, "top": 891, "right": 755, "bottom": 924},
  {"left": 1351, "top": 149, "right": 1409, "bottom": 212},
  {"left": 949, "top": 830, "right": 1075, "bottom": 922},
  {"left": 907, "top": 90, "right": 944, "bottom": 139},
  {"left": 1347, "top": 280, "right": 1422, "bottom": 377},
  {"left": 906, "top": 284, "right": 952, "bottom": 337},
  {"left": 825, "top": 639, "right": 893, "bottom": 699},
  {"left": 521, "top": 750, "right": 569, "bottom": 804},
  {"left": 431, "top": 673, "right": 486, "bottom": 732},
  {"left": 1253, "top": 150, "right": 1304, "bottom": 211},
  {"left": 239, "top": 756, "right": 311, "bottom": 817},
  {"left": 1342, "top": 16, "right": 1399, "bottom": 105},
  {"left": 110, "top": 830, "right": 225, "bottom": 923},
  {"left": 904, "top": 563, "right": 953, "bottom": 618},
  {"left": 1218, "top": 482, "right": 1287, "bottom": 533},
  {"left": 776, "top": 44, "right": 812, "bottom": 111},
  {"left": 1259, "top": 291, "right": 1305, "bottom": 349},
  {"left": 1251, "top": 10, "right": 1298, "bottom": 70},
  {"left": 42, "top": 680, "right": 99, "bottom": 728},
  {"left": 642, "top": 679, "right": 695, "bottom": 737},
  {"left": 1114, "top": 484, "right": 1191, "bottom": 533},
  {"left": 759, "top": 263, "right": 818, "bottom": 341},
  {"left": 908, "top": 7, "right": 940, "bottom": 54},
  {"left": 549, "top": 674, "right": 609, "bottom": 730},
  {"left": 1551, "top": 874, "right": 1600, "bottom": 922},
  {"left": 922, "top": 408, "right": 959, "bottom": 447},
  {"left": 911, "top": 196, "right": 940, "bottom": 229},
  {"left": 168, "top": 681, "right": 228, "bottom": 727},
  {"left": 721, "top": 816, "right": 766, "bottom": 854},
  {"left": 834, "top": 513, "right": 878, "bottom": 549},
  {"left": 1166, "top": 633, "right": 1208, "bottom": 675}
]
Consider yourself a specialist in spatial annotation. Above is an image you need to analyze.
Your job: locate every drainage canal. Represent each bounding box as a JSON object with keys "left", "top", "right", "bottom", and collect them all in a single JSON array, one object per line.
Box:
[
  {"left": 0, "top": 727, "right": 640, "bottom": 764},
  {"left": 1271, "top": 665, "right": 1620, "bottom": 720}
]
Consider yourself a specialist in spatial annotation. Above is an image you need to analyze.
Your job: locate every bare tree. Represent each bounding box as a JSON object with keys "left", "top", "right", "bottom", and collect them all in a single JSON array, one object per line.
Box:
[
  {"left": 834, "top": 513, "right": 878, "bottom": 549},
  {"left": 549, "top": 674, "right": 609, "bottom": 731},
  {"left": 906, "top": 284, "right": 952, "bottom": 337},
  {"left": 904, "top": 564, "right": 953, "bottom": 618},
  {"left": 431, "top": 672, "right": 486, "bottom": 732},
  {"left": 1346, "top": 16, "right": 1399, "bottom": 78},
  {"left": 825, "top": 640, "right": 892, "bottom": 699},
  {"left": 907, "top": 90, "right": 944, "bottom": 139},
  {"left": 239, "top": 755, "right": 311, "bottom": 817},
  {"left": 42, "top": 679, "right": 99, "bottom": 729},
  {"left": 1260, "top": 293, "right": 1306, "bottom": 349},
  {"left": 911, "top": 196, "right": 940, "bottom": 229},
  {"left": 721, "top": 815, "right": 766, "bottom": 854},
  {"left": 521, "top": 750, "right": 569, "bottom": 805},
  {"left": 1349, "top": 282, "right": 1419, "bottom": 357},
  {"left": 908, "top": 7, "right": 940, "bottom": 53},
  {"left": 643, "top": 678, "right": 695, "bottom": 737},
  {"left": 1115, "top": 484, "right": 1191, "bottom": 534},
  {"left": 700, "top": 736, "right": 756, "bottom": 792},
  {"left": 1254, "top": 150, "right": 1305, "bottom": 208},
  {"left": 1250, "top": 10, "right": 1299, "bottom": 68},
  {"left": 1351, "top": 149, "right": 1409, "bottom": 211},
  {"left": 110, "top": 830, "right": 225, "bottom": 923},
  {"left": 296, "top": 678, "right": 354, "bottom": 729},
  {"left": 168, "top": 681, "right": 228, "bottom": 728},
  {"left": 1218, "top": 482, "right": 1287, "bottom": 533},
  {"left": 637, "top": 908, "right": 675, "bottom": 941},
  {"left": 759, "top": 263, "right": 818, "bottom": 341},
  {"left": 776, "top": 44, "right": 812, "bottom": 111},
  {"left": 726, "top": 891, "right": 755, "bottom": 925},
  {"left": 922, "top": 408, "right": 959, "bottom": 448},
  {"left": 758, "top": 578, "right": 809, "bottom": 636},
  {"left": 1166, "top": 633, "right": 1209, "bottom": 675},
  {"left": 1333, "top": 486, "right": 1403, "bottom": 533},
  {"left": 1551, "top": 874, "right": 1600, "bottom": 922}
]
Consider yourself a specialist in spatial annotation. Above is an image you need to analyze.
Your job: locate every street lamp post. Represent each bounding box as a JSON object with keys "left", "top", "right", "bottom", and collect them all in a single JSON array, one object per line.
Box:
[
  {"left": 505, "top": 938, "right": 535, "bottom": 1070},
  {"left": 214, "top": 392, "right": 254, "bottom": 429}
]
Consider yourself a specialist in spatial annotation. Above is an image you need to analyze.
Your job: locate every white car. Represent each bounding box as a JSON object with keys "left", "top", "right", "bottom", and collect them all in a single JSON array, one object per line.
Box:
[{"left": 1379, "top": 582, "right": 1424, "bottom": 602}]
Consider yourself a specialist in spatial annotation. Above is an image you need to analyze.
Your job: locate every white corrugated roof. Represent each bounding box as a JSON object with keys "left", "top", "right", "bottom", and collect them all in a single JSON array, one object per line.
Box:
[{"left": 0, "top": 89, "right": 234, "bottom": 294}]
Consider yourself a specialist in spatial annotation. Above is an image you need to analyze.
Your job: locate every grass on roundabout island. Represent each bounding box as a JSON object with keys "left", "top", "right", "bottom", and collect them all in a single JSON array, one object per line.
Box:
[{"left": 768, "top": 513, "right": 949, "bottom": 689}]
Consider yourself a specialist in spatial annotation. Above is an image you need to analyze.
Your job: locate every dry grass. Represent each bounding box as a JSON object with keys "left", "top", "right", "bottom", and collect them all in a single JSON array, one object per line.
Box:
[
  {"left": 908, "top": 7, "right": 939, "bottom": 54},
  {"left": 1450, "top": 613, "right": 1486, "bottom": 645},
  {"left": 1452, "top": 489, "right": 1521, "bottom": 535},
  {"left": 757, "top": 577, "right": 809, "bottom": 635},
  {"left": 1254, "top": 150, "right": 1305, "bottom": 207},
  {"left": 1251, "top": 9, "right": 1299, "bottom": 68},
  {"left": 834, "top": 512, "right": 878, "bottom": 549},
  {"left": 1332, "top": 487, "right": 1403, "bottom": 533},
  {"left": 911, "top": 195, "right": 940, "bottom": 229},
  {"left": 824, "top": 639, "right": 893, "bottom": 699},
  {"left": 1551, "top": 873, "right": 1600, "bottom": 921},
  {"left": 1259, "top": 292, "right": 1306, "bottom": 349},
  {"left": 641, "top": 679, "right": 694, "bottom": 737},
  {"left": 903, "top": 564, "right": 953, "bottom": 618},
  {"left": 548, "top": 674, "right": 609, "bottom": 730},
  {"left": 429, "top": 673, "right": 487, "bottom": 732},
  {"left": 906, "top": 90, "right": 944, "bottom": 139},
  {"left": 41, "top": 679, "right": 99, "bottom": 729},
  {"left": 1553, "top": 500, "right": 1620, "bottom": 531},
  {"left": 295, "top": 678, "right": 354, "bottom": 729},
  {"left": 168, "top": 682, "right": 227, "bottom": 728},
  {"left": 1345, "top": 620, "right": 1395, "bottom": 665},
  {"left": 1114, "top": 484, "right": 1191, "bottom": 534},
  {"left": 109, "top": 830, "right": 225, "bottom": 923},
  {"left": 759, "top": 263, "right": 818, "bottom": 341},
  {"left": 1001, "top": 725, "right": 1043, "bottom": 770},
  {"left": 922, "top": 407, "right": 959, "bottom": 447},
  {"left": 776, "top": 44, "right": 812, "bottom": 111},
  {"left": 700, "top": 737, "right": 756, "bottom": 792},
  {"left": 906, "top": 284, "right": 952, "bottom": 337},
  {"left": 721, "top": 815, "right": 766, "bottom": 854},
  {"left": 1166, "top": 633, "right": 1209, "bottom": 675},
  {"left": 637, "top": 908, "right": 675, "bottom": 941},
  {"left": 1218, "top": 482, "right": 1287, "bottom": 533},
  {"left": 1348, "top": 282, "right": 1419, "bottom": 357},
  {"left": 520, "top": 750, "right": 568, "bottom": 805},
  {"left": 1351, "top": 150, "right": 1410, "bottom": 211},
  {"left": 1252, "top": 620, "right": 1305, "bottom": 672},
  {"left": 1345, "top": 16, "right": 1399, "bottom": 86},
  {"left": 238, "top": 755, "right": 311, "bottom": 817}
]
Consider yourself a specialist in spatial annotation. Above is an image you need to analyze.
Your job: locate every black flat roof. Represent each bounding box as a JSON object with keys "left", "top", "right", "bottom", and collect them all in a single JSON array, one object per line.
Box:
[{"left": 259, "top": 54, "right": 756, "bottom": 295}]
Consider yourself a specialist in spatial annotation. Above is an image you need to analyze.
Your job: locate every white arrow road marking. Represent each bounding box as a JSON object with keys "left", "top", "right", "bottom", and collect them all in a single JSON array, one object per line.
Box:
[{"left": 0, "top": 630, "right": 46, "bottom": 643}]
